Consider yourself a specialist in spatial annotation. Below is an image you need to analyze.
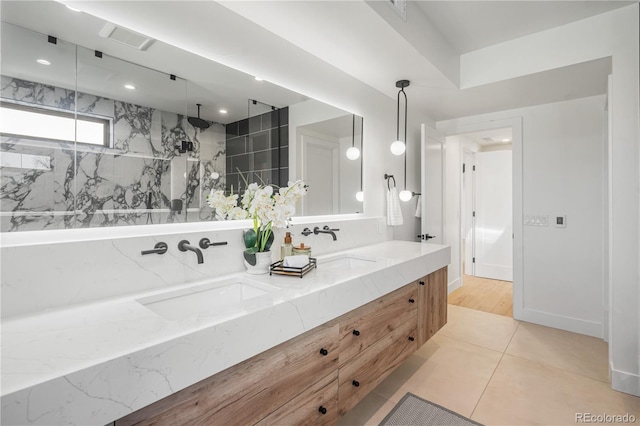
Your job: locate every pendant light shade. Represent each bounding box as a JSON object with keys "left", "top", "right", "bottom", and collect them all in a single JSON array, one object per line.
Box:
[
  {"left": 356, "top": 191, "right": 364, "bottom": 202},
  {"left": 399, "top": 190, "right": 412, "bottom": 202},
  {"left": 390, "top": 140, "right": 405, "bottom": 155},
  {"left": 346, "top": 146, "right": 360, "bottom": 160},
  {"left": 390, "top": 80, "right": 409, "bottom": 156}
]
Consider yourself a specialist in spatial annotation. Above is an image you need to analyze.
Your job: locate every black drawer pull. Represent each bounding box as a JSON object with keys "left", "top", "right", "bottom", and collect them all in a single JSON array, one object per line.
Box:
[
  {"left": 409, "top": 336, "right": 415, "bottom": 341},
  {"left": 409, "top": 298, "right": 415, "bottom": 303},
  {"left": 319, "top": 348, "right": 328, "bottom": 356},
  {"left": 419, "top": 281, "right": 425, "bottom": 286},
  {"left": 352, "top": 329, "right": 360, "bottom": 336},
  {"left": 352, "top": 380, "right": 360, "bottom": 387},
  {"left": 319, "top": 406, "right": 327, "bottom": 415}
]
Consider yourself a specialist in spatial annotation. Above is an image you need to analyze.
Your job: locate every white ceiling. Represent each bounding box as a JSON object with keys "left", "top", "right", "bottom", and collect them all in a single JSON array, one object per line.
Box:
[
  {"left": 0, "top": 1, "right": 310, "bottom": 123},
  {"left": 2, "top": 0, "right": 629, "bottom": 122},
  {"left": 458, "top": 127, "right": 513, "bottom": 147},
  {"left": 413, "top": 1, "right": 633, "bottom": 54}
]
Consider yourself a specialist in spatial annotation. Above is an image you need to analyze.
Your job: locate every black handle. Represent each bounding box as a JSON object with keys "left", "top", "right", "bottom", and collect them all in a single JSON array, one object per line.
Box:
[
  {"left": 323, "top": 225, "right": 340, "bottom": 231},
  {"left": 419, "top": 281, "right": 425, "bottom": 286},
  {"left": 141, "top": 242, "right": 168, "bottom": 255},
  {"left": 417, "top": 234, "right": 437, "bottom": 240},
  {"left": 319, "top": 406, "right": 327, "bottom": 415},
  {"left": 409, "top": 298, "right": 415, "bottom": 303},
  {"left": 319, "top": 348, "right": 328, "bottom": 356},
  {"left": 409, "top": 336, "right": 415, "bottom": 341},
  {"left": 352, "top": 380, "right": 360, "bottom": 387},
  {"left": 199, "top": 238, "right": 228, "bottom": 249},
  {"left": 301, "top": 227, "right": 313, "bottom": 236},
  {"left": 352, "top": 329, "right": 360, "bottom": 336}
]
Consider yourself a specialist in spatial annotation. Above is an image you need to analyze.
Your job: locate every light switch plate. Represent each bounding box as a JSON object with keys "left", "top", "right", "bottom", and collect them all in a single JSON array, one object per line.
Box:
[{"left": 554, "top": 215, "right": 566, "bottom": 228}]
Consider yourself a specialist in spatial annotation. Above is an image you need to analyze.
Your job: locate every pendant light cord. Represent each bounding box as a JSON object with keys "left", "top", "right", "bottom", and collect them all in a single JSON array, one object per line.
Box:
[{"left": 397, "top": 87, "right": 407, "bottom": 190}]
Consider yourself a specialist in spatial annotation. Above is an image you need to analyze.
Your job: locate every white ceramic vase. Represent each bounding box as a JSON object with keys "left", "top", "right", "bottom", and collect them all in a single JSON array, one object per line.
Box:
[{"left": 244, "top": 251, "right": 273, "bottom": 275}]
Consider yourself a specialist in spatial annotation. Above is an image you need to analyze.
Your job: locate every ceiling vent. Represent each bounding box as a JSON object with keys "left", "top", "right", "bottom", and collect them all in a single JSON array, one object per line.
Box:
[
  {"left": 99, "top": 23, "right": 155, "bottom": 51},
  {"left": 483, "top": 137, "right": 495, "bottom": 144}
]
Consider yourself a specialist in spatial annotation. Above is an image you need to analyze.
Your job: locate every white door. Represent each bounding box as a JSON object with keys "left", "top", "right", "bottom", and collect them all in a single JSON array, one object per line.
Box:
[
  {"left": 474, "top": 150, "right": 513, "bottom": 281},
  {"left": 420, "top": 124, "right": 445, "bottom": 244},
  {"left": 300, "top": 135, "right": 339, "bottom": 215}
]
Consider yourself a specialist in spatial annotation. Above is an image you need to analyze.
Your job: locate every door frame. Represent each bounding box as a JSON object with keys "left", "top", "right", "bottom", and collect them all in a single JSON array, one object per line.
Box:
[{"left": 437, "top": 117, "right": 524, "bottom": 320}]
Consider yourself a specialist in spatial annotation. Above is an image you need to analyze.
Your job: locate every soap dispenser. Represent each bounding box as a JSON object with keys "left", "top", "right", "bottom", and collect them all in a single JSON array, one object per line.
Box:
[{"left": 281, "top": 232, "right": 293, "bottom": 260}]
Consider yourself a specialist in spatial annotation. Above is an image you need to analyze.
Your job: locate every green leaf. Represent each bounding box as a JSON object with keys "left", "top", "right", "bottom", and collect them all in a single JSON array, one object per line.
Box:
[
  {"left": 243, "top": 229, "right": 257, "bottom": 249},
  {"left": 243, "top": 249, "right": 257, "bottom": 266},
  {"left": 264, "top": 231, "right": 275, "bottom": 251}
]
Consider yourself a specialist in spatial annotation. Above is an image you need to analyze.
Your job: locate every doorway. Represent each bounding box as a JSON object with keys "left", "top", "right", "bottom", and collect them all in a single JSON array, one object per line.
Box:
[{"left": 449, "top": 127, "right": 514, "bottom": 317}]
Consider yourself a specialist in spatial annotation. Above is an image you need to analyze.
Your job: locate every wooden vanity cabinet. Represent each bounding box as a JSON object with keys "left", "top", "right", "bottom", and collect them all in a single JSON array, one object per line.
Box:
[
  {"left": 417, "top": 267, "right": 448, "bottom": 346},
  {"left": 115, "top": 267, "right": 448, "bottom": 426},
  {"left": 338, "top": 319, "right": 417, "bottom": 415},
  {"left": 338, "top": 284, "right": 418, "bottom": 365},
  {"left": 116, "top": 323, "right": 339, "bottom": 426}
]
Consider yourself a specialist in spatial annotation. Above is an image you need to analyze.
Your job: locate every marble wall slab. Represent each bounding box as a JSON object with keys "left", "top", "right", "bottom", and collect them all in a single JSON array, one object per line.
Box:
[
  {"left": 0, "top": 217, "right": 389, "bottom": 319},
  {"left": 0, "top": 76, "right": 227, "bottom": 231}
]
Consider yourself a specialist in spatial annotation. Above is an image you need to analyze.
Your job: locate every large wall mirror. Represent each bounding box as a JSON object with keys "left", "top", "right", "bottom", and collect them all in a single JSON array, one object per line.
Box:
[{"left": 0, "top": 1, "right": 363, "bottom": 232}]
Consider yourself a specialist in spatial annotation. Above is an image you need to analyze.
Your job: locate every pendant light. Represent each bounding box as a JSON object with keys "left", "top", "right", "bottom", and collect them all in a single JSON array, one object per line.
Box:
[
  {"left": 346, "top": 114, "right": 360, "bottom": 160},
  {"left": 390, "top": 80, "right": 409, "bottom": 155}
]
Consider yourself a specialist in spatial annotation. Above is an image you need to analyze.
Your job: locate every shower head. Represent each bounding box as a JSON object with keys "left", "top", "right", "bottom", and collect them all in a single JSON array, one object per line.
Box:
[{"left": 188, "top": 104, "right": 210, "bottom": 130}]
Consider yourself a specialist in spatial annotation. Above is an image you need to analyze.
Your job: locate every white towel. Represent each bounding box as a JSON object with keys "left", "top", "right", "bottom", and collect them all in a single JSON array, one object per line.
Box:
[
  {"left": 283, "top": 255, "right": 309, "bottom": 268},
  {"left": 387, "top": 187, "right": 404, "bottom": 226},
  {"left": 415, "top": 195, "right": 422, "bottom": 218}
]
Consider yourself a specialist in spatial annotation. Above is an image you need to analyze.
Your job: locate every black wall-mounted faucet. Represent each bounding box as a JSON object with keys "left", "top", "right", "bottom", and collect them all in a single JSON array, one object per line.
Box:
[
  {"left": 178, "top": 240, "right": 204, "bottom": 264},
  {"left": 314, "top": 225, "right": 340, "bottom": 241}
]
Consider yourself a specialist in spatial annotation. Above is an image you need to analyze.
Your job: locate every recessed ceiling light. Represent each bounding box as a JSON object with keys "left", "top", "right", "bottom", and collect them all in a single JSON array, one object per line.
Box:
[
  {"left": 219, "top": 109, "right": 228, "bottom": 114},
  {"left": 502, "top": 138, "right": 511, "bottom": 142},
  {"left": 36, "top": 59, "right": 51, "bottom": 66},
  {"left": 254, "top": 76, "right": 263, "bottom": 81},
  {"left": 124, "top": 84, "right": 136, "bottom": 90},
  {"left": 65, "top": 5, "right": 82, "bottom": 12}
]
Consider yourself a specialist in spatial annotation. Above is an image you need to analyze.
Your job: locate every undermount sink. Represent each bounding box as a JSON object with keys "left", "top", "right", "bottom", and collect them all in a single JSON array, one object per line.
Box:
[
  {"left": 137, "top": 277, "right": 277, "bottom": 321},
  {"left": 318, "top": 253, "right": 378, "bottom": 270}
]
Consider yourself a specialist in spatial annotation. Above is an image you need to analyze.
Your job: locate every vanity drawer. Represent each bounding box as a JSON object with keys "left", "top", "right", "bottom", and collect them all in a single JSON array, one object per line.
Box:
[
  {"left": 116, "top": 323, "right": 339, "bottom": 426},
  {"left": 338, "top": 317, "right": 417, "bottom": 416},
  {"left": 258, "top": 371, "right": 338, "bottom": 426},
  {"left": 339, "top": 283, "right": 418, "bottom": 365}
]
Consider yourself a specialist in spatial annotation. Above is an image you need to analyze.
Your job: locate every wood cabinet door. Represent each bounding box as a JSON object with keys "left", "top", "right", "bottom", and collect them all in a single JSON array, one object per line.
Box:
[
  {"left": 116, "top": 323, "right": 339, "bottom": 426},
  {"left": 418, "top": 267, "right": 448, "bottom": 346},
  {"left": 338, "top": 318, "right": 418, "bottom": 416},
  {"left": 259, "top": 371, "right": 338, "bottom": 426},
  {"left": 339, "top": 284, "right": 418, "bottom": 365}
]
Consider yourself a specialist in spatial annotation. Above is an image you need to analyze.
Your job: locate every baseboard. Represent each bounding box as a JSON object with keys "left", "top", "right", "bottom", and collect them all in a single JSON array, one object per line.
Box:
[
  {"left": 611, "top": 367, "right": 640, "bottom": 397},
  {"left": 448, "top": 277, "right": 461, "bottom": 294},
  {"left": 517, "top": 308, "right": 603, "bottom": 338}
]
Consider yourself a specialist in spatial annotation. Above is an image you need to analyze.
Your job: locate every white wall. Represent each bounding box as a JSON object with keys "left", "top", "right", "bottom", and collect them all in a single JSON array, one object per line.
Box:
[
  {"left": 439, "top": 95, "right": 606, "bottom": 335},
  {"left": 457, "top": 4, "right": 639, "bottom": 397}
]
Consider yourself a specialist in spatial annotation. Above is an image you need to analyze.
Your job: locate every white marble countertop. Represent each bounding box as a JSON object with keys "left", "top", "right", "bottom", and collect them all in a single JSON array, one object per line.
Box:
[{"left": 1, "top": 240, "right": 450, "bottom": 425}]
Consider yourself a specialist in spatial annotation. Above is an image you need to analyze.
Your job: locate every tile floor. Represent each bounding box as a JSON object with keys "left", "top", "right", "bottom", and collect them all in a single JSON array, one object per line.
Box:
[{"left": 337, "top": 305, "right": 640, "bottom": 426}]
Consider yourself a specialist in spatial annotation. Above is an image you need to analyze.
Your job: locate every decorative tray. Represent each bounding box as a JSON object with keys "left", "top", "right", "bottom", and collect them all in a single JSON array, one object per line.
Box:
[{"left": 270, "top": 258, "right": 317, "bottom": 278}]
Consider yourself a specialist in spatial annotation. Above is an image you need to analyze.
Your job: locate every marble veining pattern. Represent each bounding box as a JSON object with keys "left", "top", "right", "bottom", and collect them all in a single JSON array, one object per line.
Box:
[
  {"left": 1, "top": 240, "right": 450, "bottom": 425},
  {"left": 1, "top": 76, "right": 226, "bottom": 231}
]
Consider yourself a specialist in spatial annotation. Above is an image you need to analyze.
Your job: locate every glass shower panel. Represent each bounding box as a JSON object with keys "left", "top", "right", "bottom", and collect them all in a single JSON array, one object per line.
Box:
[
  {"left": 185, "top": 82, "right": 227, "bottom": 223},
  {"left": 0, "top": 23, "right": 77, "bottom": 232},
  {"left": 75, "top": 46, "right": 188, "bottom": 227}
]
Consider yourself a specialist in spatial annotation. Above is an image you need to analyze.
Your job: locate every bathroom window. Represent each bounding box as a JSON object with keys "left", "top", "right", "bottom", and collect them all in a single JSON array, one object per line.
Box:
[{"left": 0, "top": 101, "right": 112, "bottom": 147}]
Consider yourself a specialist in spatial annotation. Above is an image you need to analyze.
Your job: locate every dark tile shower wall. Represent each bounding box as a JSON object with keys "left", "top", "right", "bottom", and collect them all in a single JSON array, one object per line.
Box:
[{"left": 225, "top": 107, "right": 289, "bottom": 192}]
